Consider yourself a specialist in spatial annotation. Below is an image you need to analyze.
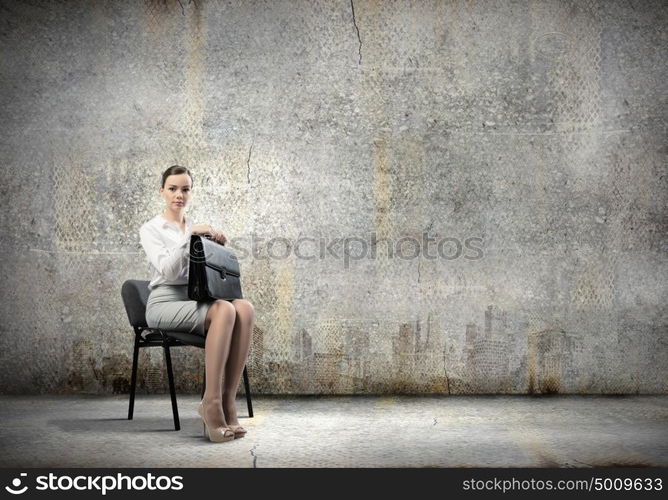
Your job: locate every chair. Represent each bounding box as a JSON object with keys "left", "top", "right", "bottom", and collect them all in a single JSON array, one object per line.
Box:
[{"left": 121, "top": 279, "right": 253, "bottom": 431}]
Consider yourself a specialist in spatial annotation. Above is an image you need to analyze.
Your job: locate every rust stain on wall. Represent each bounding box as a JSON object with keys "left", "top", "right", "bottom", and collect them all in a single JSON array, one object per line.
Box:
[
  {"left": 274, "top": 260, "right": 296, "bottom": 363},
  {"left": 89, "top": 353, "right": 133, "bottom": 394},
  {"left": 392, "top": 137, "right": 426, "bottom": 220},
  {"left": 183, "top": 0, "right": 205, "bottom": 157},
  {"left": 528, "top": 327, "right": 564, "bottom": 394},
  {"left": 373, "top": 138, "right": 391, "bottom": 240}
]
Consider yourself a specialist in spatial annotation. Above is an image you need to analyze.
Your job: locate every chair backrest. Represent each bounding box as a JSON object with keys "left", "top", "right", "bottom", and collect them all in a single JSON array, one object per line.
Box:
[{"left": 121, "top": 279, "right": 151, "bottom": 327}]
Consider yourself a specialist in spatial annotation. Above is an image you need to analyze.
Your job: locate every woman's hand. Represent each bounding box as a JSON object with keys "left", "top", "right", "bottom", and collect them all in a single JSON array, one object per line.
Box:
[
  {"left": 210, "top": 228, "right": 228, "bottom": 245},
  {"left": 190, "top": 224, "right": 227, "bottom": 245}
]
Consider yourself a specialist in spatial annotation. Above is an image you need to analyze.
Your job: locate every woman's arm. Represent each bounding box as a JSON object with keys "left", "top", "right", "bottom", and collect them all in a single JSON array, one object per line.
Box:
[{"left": 139, "top": 225, "right": 192, "bottom": 281}]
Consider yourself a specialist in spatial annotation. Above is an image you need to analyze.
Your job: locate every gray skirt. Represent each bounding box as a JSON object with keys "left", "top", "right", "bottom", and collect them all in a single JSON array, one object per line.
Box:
[{"left": 146, "top": 284, "right": 215, "bottom": 337}]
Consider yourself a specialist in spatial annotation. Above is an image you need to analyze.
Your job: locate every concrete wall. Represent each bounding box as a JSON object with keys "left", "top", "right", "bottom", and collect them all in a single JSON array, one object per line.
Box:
[{"left": 0, "top": 0, "right": 665, "bottom": 394}]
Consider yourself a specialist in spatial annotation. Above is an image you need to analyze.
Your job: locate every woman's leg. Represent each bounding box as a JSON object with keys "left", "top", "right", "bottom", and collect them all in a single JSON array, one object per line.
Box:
[
  {"left": 222, "top": 299, "right": 255, "bottom": 427},
  {"left": 201, "top": 300, "right": 237, "bottom": 429}
]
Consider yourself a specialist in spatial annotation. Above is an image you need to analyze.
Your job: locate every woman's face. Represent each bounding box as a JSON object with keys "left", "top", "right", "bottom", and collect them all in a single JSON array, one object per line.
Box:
[{"left": 160, "top": 173, "right": 192, "bottom": 209}]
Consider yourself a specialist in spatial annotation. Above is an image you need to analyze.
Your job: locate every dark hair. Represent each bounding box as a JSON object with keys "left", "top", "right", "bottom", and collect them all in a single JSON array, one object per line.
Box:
[{"left": 161, "top": 165, "right": 194, "bottom": 188}]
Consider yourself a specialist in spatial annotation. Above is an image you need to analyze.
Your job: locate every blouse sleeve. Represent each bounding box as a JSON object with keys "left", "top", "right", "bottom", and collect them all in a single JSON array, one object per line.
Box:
[{"left": 139, "top": 224, "right": 193, "bottom": 281}]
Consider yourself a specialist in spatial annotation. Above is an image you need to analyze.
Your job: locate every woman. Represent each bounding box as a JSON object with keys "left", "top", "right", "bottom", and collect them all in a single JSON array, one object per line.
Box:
[{"left": 139, "top": 165, "right": 255, "bottom": 443}]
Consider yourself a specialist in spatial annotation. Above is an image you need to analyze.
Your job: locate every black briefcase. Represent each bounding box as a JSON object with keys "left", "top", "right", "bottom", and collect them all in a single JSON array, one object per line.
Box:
[{"left": 187, "top": 234, "right": 243, "bottom": 301}]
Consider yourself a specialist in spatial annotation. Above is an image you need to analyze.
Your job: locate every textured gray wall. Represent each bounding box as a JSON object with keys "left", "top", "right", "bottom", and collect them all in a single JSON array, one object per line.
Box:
[{"left": 0, "top": 0, "right": 666, "bottom": 395}]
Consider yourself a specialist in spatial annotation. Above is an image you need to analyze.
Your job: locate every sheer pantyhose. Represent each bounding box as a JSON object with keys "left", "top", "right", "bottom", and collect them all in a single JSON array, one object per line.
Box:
[{"left": 200, "top": 298, "right": 255, "bottom": 435}]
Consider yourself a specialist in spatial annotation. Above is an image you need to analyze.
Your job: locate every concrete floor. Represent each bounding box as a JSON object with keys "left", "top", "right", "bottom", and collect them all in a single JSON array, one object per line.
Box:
[{"left": 0, "top": 394, "right": 666, "bottom": 468}]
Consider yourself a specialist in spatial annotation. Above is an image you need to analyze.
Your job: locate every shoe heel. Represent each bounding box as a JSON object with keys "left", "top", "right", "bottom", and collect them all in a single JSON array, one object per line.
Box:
[{"left": 198, "top": 401, "right": 234, "bottom": 443}]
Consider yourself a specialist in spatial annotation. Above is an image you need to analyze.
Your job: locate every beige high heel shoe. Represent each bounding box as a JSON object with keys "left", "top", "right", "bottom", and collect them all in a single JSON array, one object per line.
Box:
[
  {"left": 223, "top": 402, "right": 247, "bottom": 438},
  {"left": 197, "top": 401, "right": 235, "bottom": 443},
  {"left": 227, "top": 424, "right": 247, "bottom": 439}
]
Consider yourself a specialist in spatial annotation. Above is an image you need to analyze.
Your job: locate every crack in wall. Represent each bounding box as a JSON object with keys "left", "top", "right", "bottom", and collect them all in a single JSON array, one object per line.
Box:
[
  {"left": 350, "top": 0, "right": 362, "bottom": 64},
  {"left": 176, "top": 0, "right": 197, "bottom": 16},
  {"left": 247, "top": 141, "right": 253, "bottom": 184},
  {"left": 444, "top": 361, "right": 451, "bottom": 395}
]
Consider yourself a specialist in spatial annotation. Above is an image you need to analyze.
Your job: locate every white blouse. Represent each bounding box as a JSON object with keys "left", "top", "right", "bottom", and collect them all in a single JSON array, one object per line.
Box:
[{"left": 139, "top": 214, "right": 195, "bottom": 291}]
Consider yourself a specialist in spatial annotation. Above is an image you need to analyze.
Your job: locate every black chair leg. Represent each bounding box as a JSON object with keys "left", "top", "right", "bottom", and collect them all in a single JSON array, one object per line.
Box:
[
  {"left": 162, "top": 338, "right": 180, "bottom": 431},
  {"left": 243, "top": 365, "right": 253, "bottom": 418},
  {"left": 128, "top": 332, "right": 141, "bottom": 420}
]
